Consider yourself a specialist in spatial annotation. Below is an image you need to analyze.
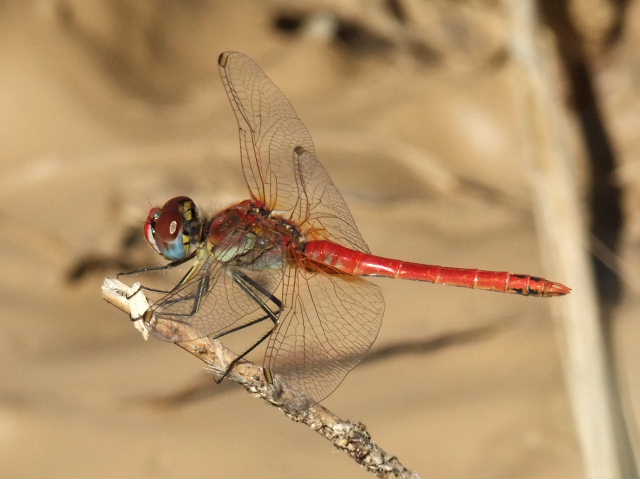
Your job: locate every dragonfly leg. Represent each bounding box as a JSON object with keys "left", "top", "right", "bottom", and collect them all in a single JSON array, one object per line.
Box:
[
  {"left": 216, "top": 329, "right": 274, "bottom": 384},
  {"left": 212, "top": 314, "right": 273, "bottom": 340},
  {"left": 125, "top": 283, "right": 173, "bottom": 300},
  {"left": 117, "top": 251, "right": 196, "bottom": 278},
  {"left": 213, "top": 270, "right": 283, "bottom": 383},
  {"left": 122, "top": 253, "right": 199, "bottom": 301},
  {"left": 135, "top": 285, "right": 172, "bottom": 294},
  {"left": 153, "top": 273, "right": 211, "bottom": 320},
  {"left": 140, "top": 262, "right": 207, "bottom": 304},
  {"left": 231, "top": 270, "right": 282, "bottom": 325}
]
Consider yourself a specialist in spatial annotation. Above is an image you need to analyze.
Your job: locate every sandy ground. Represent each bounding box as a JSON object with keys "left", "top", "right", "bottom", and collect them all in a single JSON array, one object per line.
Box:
[{"left": 1, "top": 1, "right": 639, "bottom": 476}]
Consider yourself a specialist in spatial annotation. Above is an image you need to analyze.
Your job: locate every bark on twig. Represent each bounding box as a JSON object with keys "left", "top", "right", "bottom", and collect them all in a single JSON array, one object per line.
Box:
[{"left": 102, "top": 278, "right": 420, "bottom": 479}]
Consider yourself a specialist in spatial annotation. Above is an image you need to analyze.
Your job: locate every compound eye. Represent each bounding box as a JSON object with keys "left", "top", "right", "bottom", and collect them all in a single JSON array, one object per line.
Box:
[
  {"left": 156, "top": 209, "right": 183, "bottom": 242},
  {"left": 144, "top": 207, "right": 162, "bottom": 254},
  {"left": 143, "top": 196, "right": 201, "bottom": 261}
]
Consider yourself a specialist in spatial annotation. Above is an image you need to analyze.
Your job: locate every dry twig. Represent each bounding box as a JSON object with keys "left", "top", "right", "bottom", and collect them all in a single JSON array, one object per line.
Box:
[{"left": 102, "top": 278, "right": 420, "bottom": 479}]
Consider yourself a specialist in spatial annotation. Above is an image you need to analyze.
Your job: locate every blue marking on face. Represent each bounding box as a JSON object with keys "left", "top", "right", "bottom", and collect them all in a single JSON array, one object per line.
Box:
[{"left": 162, "top": 238, "right": 187, "bottom": 261}]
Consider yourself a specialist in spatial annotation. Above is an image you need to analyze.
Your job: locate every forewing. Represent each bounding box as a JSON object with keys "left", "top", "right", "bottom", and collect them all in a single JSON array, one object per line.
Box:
[
  {"left": 264, "top": 267, "right": 384, "bottom": 403},
  {"left": 218, "top": 51, "right": 313, "bottom": 219},
  {"left": 218, "top": 51, "right": 370, "bottom": 253},
  {"left": 218, "top": 51, "right": 384, "bottom": 402}
]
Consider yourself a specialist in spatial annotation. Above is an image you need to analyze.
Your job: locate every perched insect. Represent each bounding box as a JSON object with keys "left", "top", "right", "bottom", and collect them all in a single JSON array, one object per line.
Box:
[{"left": 125, "top": 51, "right": 570, "bottom": 403}]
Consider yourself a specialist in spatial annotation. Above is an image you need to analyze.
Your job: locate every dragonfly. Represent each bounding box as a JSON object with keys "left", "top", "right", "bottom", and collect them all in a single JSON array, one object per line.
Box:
[{"left": 126, "top": 51, "right": 571, "bottom": 404}]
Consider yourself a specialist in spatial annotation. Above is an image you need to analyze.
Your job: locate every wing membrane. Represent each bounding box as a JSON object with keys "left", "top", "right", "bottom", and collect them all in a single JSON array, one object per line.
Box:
[
  {"left": 218, "top": 51, "right": 370, "bottom": 253},
  {"left": 218, "top": 51, "right": 385, "bottom": 402},
  {"left": 218, "top": 51, "right": 313, "bottom": 218},
  {"left": 265, "top": 267, "right": 384, "bottom": 402},
  {"left": 147, "top": 256, "right": 282, "bottom": 343}
]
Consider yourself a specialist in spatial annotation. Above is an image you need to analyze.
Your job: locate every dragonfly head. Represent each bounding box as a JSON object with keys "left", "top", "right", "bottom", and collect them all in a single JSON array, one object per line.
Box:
[{"left": 144, "top": 196, "right": 204, "bottom": 261}]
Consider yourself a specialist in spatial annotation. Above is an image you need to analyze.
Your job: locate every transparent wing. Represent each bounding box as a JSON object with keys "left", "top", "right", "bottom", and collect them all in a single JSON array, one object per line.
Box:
[
  {"left": 219, "top": 51, "right": 385, "bottom": 402},
  {"left": 218, "top": 51, "right": 312, "bottom": 219},
  {"left": 146, "top": 257, "right": 282, "bottom": 343},
  {"left": 292, "top": 146, "right": 371, "bottom": 251},
  {"left": 264, "top": 267, "right": 385, "bottom": 403},
  {"left": 218, "top": 51, "right": 370, "bottom": 252}
]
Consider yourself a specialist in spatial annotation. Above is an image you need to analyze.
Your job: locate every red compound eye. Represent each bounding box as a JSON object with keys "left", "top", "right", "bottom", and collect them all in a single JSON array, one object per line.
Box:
[
  {"left": 142, "top": 197, "right": 201, "bottom": 261},
  {"left": 155, "top": 208, "right": 183, "bottom": 242},
  {"left": 144, "top": 207, "right": 162, "bottom": 254}
]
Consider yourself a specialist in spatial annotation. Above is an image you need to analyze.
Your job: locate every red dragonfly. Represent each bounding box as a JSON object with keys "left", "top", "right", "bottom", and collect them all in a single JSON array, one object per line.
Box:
[{"left": 130, "top": 51, "right": 570, "bottom": 403}]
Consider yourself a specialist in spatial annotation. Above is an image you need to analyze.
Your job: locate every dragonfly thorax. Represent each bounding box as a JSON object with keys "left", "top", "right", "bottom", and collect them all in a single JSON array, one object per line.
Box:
[
  {"left": 144, "top": 196, "right": 205, "bottom": 261},
  {"left": 206, "top": 200, "right": 303, "bottom": 269}
]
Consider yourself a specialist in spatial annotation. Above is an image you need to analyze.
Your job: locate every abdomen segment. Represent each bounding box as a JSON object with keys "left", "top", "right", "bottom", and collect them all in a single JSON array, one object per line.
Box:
[{"left": 304, "top": 240, "right": 571, "bottom": 297}]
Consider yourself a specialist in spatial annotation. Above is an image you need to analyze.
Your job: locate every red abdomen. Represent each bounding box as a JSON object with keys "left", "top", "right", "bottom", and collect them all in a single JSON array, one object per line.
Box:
[{"left": 304, "top": 240, "right": 570, "bottom": 297}]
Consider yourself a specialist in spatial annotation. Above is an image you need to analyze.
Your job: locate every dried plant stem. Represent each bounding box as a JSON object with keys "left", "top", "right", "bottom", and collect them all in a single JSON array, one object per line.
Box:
[
  {"left": 506, "top": 0, "right": 635, "bottom": 476},
  {"left": 102, "top": 278, "right": 419, "bottom": 479}
]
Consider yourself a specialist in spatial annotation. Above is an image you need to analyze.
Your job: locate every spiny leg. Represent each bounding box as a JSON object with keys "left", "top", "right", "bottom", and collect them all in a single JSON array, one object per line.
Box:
[
  {"left": 214, "top": 270, "right": 283, "bottom": 383},
  {"left": 118, "top": 251, "right": 196, "bottom": 278},
  {"left": 213, "top": 314, "right": 273, "bottom": 340},
  {"left": 121, "top": 252, "right": 198, "bottom": 300},
  {"left": 153, "top": 273, "right": 211, "bottom": 322},
  {"left": 152, "top": 269, "right": 279, "bottom": 324},
  {"left": 216, "top": 329, "right": 274, "bottom": 383},
  {"left": 127, "top": 284, "right": 172, "bottom": 299}
]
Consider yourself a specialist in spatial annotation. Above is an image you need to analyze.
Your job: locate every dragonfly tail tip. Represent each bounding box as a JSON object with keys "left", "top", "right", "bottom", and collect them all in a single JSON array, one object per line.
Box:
[{"left": 547, "top": 281, "right": 572, "bottom": 296}]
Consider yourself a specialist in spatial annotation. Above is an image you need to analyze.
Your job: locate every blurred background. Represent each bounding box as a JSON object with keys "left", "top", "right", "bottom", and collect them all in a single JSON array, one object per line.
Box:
[{"left": 2, "top": 0, "right": 640, "bottom": 476}]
